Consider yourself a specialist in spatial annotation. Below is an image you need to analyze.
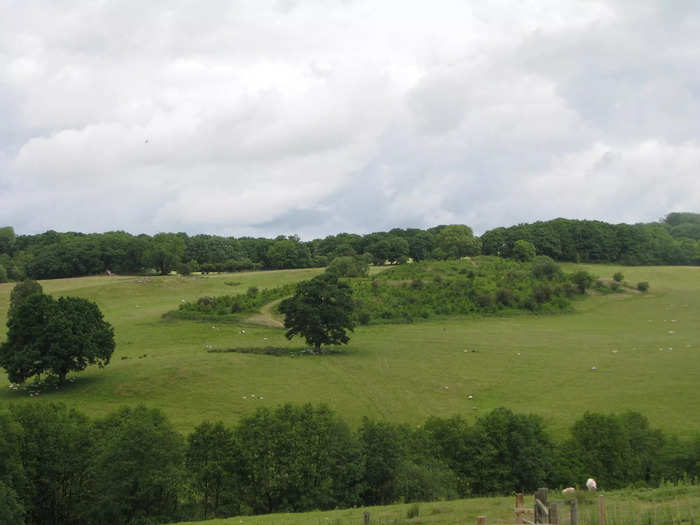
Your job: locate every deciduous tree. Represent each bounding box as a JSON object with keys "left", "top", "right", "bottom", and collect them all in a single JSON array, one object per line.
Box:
[
  {"left": 512, "top": 239, "right": 536, "bottom": 262},
  {"left": 433, "top": 225, "right": 481, "bottom": 260},
  {"left": 186, "top": 421, "right": 237, "bottom": 519},
  {"left": 0, "top": 294, "right": 115, "bottom": 384},
  {"left": 90, "top": 406, "right": 184, "bottom": 524},
  {"left": 279, "top": 274, "right": 355, "bottom": 351},
  {"left": 8, "top": 280, "right": 43, "bottom": 316}
]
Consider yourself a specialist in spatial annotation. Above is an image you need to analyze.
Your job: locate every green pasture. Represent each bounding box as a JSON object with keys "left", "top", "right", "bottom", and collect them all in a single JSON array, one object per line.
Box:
[
  {"left": 175, "top": 484, "right": 700, "bottom": 525},
  {"left": 0, "top": 264, "right": 699, "bottom": 437}
]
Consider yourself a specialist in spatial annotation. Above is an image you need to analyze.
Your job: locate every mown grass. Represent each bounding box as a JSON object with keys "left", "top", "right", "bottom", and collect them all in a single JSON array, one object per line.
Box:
[
  {"left": 173, "top": 484, "right": 700, "bottom": 525},
  {"left": 0, "top": 264, "right": 699, "bottom": 438}
]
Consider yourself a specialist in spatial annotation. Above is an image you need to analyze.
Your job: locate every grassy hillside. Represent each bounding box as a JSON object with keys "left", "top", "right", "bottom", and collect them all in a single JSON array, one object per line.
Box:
[
  {"left": 1, "top": 263, "right": 699, "bottom": 437},
  {"left": 174, "top": 484, "right": 700, "bottom": 525}
]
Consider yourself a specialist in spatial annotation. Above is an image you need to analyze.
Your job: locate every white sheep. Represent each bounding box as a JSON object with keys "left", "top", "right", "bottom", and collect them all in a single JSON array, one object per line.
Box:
[
  {"left": 562, "top": 487, "right": 576, "bottom": 495},
  {"left": 586, "top": 478, "right": 597, "bottom": 491}
]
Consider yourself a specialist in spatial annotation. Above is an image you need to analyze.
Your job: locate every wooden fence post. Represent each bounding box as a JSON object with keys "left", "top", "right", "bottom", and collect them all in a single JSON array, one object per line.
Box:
[
  {"left": 535, "top": 488, "right": 548, "bottom": 524},
  {"left": 477, "top": 515, "right": 487, "bottom": 525},
  {"left": 363, "top": 510, "right": 370, "bottom": 525},
  {"left": 516, "top": 493, "right": 525, "bottom": 524},
  {"left": 599, "top": 495, "right": 606, "bottom": 525},
  {"left": 570, "top": 499, "right": 578, "bottom": 525},
  {"left": 549, "top": 502, "right": 560, "bottom": 525}
]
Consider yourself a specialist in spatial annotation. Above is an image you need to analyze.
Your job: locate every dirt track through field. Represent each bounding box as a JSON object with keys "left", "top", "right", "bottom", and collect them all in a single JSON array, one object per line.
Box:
[{"left": 245, "top": 298, "right": 286, "bottom": 328}]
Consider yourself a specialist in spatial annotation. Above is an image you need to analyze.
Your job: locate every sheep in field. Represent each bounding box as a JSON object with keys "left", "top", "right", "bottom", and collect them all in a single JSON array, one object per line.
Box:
[
  {"left": 586, "top": 478, "right": 597, "bottom": 491},
  {"left": 562, "top": 487, "right": 576, "bottom": 495}
]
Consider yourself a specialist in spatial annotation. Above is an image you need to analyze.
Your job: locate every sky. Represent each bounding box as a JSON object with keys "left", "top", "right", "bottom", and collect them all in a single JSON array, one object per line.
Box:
[{"left": 1, "top": 0, "right": 700, "bottom": 239}]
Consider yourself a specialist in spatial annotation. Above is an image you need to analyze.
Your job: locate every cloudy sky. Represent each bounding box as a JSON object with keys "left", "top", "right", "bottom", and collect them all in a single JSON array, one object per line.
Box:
[{"left": 1, "top": 1, "right": 700, "bottom": 239}]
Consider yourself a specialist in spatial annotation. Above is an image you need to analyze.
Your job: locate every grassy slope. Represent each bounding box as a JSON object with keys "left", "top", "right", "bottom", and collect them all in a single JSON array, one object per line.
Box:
[
  {"left": 174, "top": 484, "right": 700, "bottom": 525},
  {"left": 0, "top": 264, "right": 699, "bottom": 438}
]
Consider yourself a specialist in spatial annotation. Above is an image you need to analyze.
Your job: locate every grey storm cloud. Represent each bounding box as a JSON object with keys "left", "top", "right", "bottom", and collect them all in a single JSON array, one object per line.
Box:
[{"left": 1, "top": 0, "right": 699, "bottom": 238}]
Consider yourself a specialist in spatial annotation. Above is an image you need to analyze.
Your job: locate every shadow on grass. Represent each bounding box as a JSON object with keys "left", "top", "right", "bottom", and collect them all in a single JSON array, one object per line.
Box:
[
  {"left": 207, "top": 346, "right": 356, "bottom": 357},
  {"left": 1, "top": 374, "right": 105, "bottom": 399}
]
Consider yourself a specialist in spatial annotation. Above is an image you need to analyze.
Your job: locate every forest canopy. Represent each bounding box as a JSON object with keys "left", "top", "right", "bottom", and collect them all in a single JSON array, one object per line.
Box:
[{"left": 0, "top": 213, "right": 698, "bottom": 281}]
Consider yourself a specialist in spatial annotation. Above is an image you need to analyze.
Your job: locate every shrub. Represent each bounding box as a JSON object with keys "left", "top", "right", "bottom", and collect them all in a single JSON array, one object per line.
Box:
[
  {"left": 571, "top": 270, "right": 595, "bottom": 293},
  {"left": 197, "top": 296, "right": 214, "bottom": 306},
  {"left": 594, "top": 280, "right": 610, "bottom": 293},
  {"left": 326, "top": 256, "right": 369, "bottom": 278},
  {"left": 475, "top": 292, "right": 493, "bottom": 308},
  {"left": 637, "top": 281, "right": 650, "bottom": 292},
  {"left": 177, "top": 261, "right": 192, "bottom": 276},
  {"left": 613, "top": 271, "right": 624, "bottom": 282},
  {"left": 496, "top": 288, "right": 514, "bottom": 306},
  {"left": 533, "top": 284, "right": 553, "bottom": 304},
  {"left": 411, "top": 279, "right": 424, "bottom": 290},
  {"left": 512, "top": 240, "right": 536, "bottom": 262},
  {"left": 532, "top": 256, "right": 563, "bottom": 281},
  {"left": 406, "top": 503, "right": 420, "bottom": 519},
  {"left": 561, "top": 282, "right": 577, "bottom": 297}
]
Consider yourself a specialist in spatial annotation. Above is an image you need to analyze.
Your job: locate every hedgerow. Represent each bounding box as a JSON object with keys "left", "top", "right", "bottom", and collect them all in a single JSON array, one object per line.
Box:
[{"left": 163, "top": 283, "right": 295, "bottom": 321}]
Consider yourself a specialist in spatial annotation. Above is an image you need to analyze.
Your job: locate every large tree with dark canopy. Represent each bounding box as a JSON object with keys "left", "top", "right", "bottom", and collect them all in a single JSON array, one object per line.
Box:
[
  {"left": 89, "top": 406, "right": 184, "bottom": 524},
  {"left": 0, "top": 293, "right": 115, "bottom": 384},
  {"left": 279, "top": 274, "right": 355, "bottom": 351}
]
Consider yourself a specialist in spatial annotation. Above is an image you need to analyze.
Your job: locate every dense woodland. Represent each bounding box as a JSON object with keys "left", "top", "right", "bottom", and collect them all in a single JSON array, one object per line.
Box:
[
  {"left": 0, "top": 213, "right": 699, "bottom": 282},
  {"left": 1, "top": 402, "right": 699, "bottom": 524}
]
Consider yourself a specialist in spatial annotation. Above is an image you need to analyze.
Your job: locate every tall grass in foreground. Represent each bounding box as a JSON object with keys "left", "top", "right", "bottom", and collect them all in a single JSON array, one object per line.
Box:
[
  {"left": 175, "top": 483, "right": 700, "bottom": 525},
  {"left": 574, "top": 484, "right": 699, "bottom": 525}
]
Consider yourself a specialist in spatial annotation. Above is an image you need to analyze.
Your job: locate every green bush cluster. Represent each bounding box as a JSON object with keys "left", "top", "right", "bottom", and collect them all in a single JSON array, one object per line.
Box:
[
  {"left": 2, "top": 403, "right": 699, "bottom": 524},
  {"left": 165, "top": 284, "right": 295, "bottom": 320},
  {"left": 350, "top": 257, "right": 587, "bottom": 324},
  {"left": 325, "top": 255, "right": 370, "bottom": 278}
]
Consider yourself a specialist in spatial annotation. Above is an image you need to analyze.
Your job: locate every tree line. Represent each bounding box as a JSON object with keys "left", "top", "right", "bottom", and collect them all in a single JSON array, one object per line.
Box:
[
  {"left": 481, "top": 213, "right": 700, "bottom": 265},
  {"left": 1, "top": 402, "right": 699, "bottom": 524},
  {"left": 0, "top": 213, "right": 698, "bottom": 282}
]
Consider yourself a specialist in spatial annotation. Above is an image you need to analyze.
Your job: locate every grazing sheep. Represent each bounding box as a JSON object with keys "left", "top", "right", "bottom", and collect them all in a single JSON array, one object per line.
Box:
[
  {"left": 586, "top": 478, "right": 597, "bottom": 491},
  {"left": 562, "top": 487, "right": 576, "bottom": 495}
]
